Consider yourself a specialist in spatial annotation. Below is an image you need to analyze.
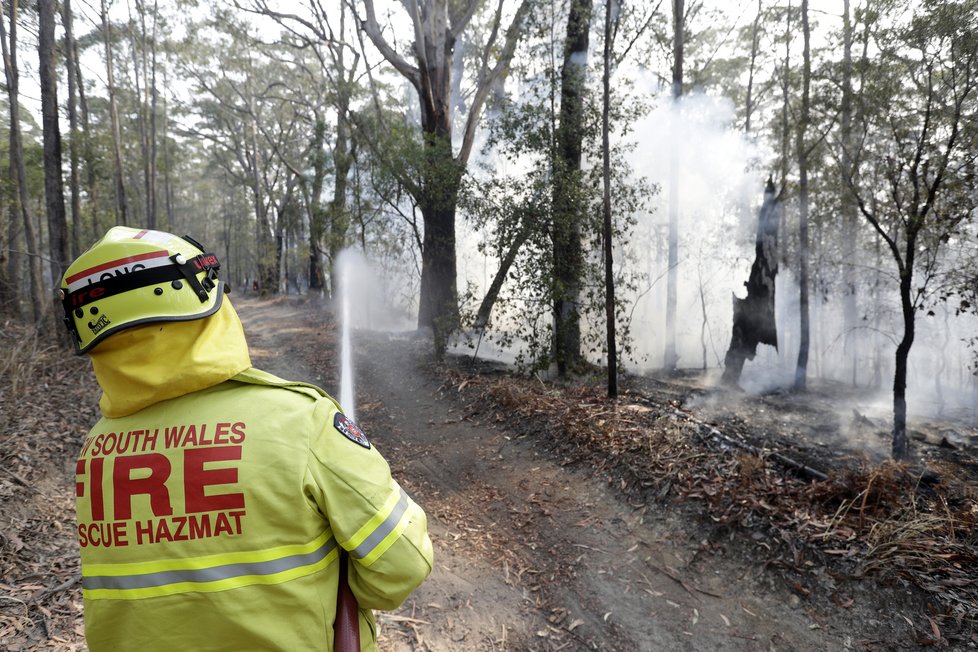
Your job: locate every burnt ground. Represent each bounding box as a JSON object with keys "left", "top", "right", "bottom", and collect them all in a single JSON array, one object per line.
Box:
[{"left": 1, "top": 294, "right": 976, "bottom": 650}]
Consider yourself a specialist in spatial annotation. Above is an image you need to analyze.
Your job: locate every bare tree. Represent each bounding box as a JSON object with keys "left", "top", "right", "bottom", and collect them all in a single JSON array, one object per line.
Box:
[{"left": 722, "top": 179, "right": 779, "bottom": 386}]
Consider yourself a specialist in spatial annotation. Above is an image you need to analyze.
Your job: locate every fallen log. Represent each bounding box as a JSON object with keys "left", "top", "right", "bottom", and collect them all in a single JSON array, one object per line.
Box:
[{"left": 637, "top": 397, "right": 829, "bottom": 482}]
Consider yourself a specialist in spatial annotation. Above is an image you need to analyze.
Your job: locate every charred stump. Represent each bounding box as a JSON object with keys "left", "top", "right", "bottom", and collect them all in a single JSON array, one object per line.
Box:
[{"left": 722, "top": 178, "right": 779, "bottom": 386}]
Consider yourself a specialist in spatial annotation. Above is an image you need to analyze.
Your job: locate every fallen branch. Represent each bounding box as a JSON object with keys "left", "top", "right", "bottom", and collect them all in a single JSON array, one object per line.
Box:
[{"left": 655, "top": 401, "right": 829, "bottom": 483}]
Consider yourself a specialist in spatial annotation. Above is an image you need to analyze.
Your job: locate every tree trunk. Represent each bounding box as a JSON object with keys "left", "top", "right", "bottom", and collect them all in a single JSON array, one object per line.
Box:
[
  {"left": 840, "top": 0, "right": 858, "bottom": 384},
  {"left": 601, "top": 0, "right": 617, "bottom": 398},
  {"left": 147, "top": 0, "right": 159, "bottom": 229},
  {"left": 129, "top": 0, "right": 159, "bottom": 229},
  {"left": 249, "top": 115, "right": 275, "bottom": 295},
  {"left": 664, "top": 0, "right": 684, "bottom": 371},
  {"left": 793, "top": 0, "right": 811, "bottom": 391},
  {"left": 722, "top": 179, "right": 780, "bottom": 386},
  {"left": 417, "top": 196, "right": 461, "bottom": 349},
  {"left": 102, "top": 0, "right": 129, "bottom": 225},
  {"left": 778, "top": 1, "right": 792, "bottom": 253},
  {"left": 0, "top": 0, "right": 46, "bottom": 323},
  {"left": 62, "top": 0, "right": 82, "bottom": 257},
  {"left": 328, "top": 108, "right": 353, "bottom": 296},
  {"left": 416, "top": 93, "right": 462, "bottom": 347},
  {"left": 307, "top": 118, "right": 328, "bottom": 293},
  {"left": 552, "top": 0, "right": 593, "bottom": 375},
  {"left": 39, "top": 0, "right": 69, "bottom": 287},
  {"left": 892, "top": 261, "right": 914, "bottom": 460},
  {"left": 162, "top": 68, "right": 174, "bottom": 227},
  {"left": 73, "top": 28, "right": 99, "bottom": 237},
  {"left": 744, "top": 0, "right": 762, "bottom": 135},
  {"left": 474, "top": 216, "right": 534, "bottom": 332}
]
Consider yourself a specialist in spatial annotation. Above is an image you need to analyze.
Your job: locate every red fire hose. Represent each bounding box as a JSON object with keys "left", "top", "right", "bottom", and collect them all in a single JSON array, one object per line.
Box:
[{"left": 334, "top": 551, "right": 361, "bottom": 652}]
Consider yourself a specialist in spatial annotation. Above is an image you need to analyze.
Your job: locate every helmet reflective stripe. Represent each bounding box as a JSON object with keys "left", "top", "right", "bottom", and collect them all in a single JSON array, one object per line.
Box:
[
  {"left": 132, "top": 229, "right": 175, "bottom": 246},
  {"left": 65, "top": 251, "right": 172, "bottom": 292},
  {"left": 82, "top": 533, "right": 338, "bottom": 600}
]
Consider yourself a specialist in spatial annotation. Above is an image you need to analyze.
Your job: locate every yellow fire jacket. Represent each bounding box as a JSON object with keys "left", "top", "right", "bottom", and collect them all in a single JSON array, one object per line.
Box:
[{"left": 76, "top": 301, "right": 433, "bottom": 651}]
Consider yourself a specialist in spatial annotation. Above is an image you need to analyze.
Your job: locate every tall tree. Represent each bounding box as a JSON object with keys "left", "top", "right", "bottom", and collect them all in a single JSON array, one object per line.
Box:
[
  {"left": 128, "top": 0, "right": 160, "bottom": 228},
  {"left": 235, "top": 0, "right": 363, "bottom": 296},
  {"left": 793, "top": 0, "right": 811, "bottom": 390},
  {"left": 357, "top": 0, "right": 532, "bottom": 349},
  {"left": 62, "top": 0, "right": 82, "bottom": 256},
  {"left": 552, "top": 0, "right": 594, "bottom": 375},
  {"left": 0, "top": 1, "right": 46, "bottom": 323},
  {"left": 601, "top": 0, "right": 619, "bottom": 397},
  {"left": 839, "top": 0, "right": 858, "bottom": 384},
  {"left": 663, "top": 0, "right": 683, "bottom": 371},
  {"left": 70, "top": 11, "right": 99, "bottom": 238},
  {"left": 743, "top": 0, "right": 762, "bottom": 135},
  {"left": 39, "top": 0, "right": 69, "bottom": 287},
  {"left": 101, "top": 0, "right": 130, "bottom": 225}
]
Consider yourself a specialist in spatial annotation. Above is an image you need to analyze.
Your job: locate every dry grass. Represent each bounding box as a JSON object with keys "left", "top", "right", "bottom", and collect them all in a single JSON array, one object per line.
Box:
[{"left": 0, "top": 320, "right": 97, "bottom": 650}]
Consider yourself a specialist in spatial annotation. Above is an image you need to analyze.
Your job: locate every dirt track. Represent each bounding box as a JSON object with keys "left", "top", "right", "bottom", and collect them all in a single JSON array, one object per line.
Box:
[{"left": 238, "top": 296, "right": 877, "bottom": 651}]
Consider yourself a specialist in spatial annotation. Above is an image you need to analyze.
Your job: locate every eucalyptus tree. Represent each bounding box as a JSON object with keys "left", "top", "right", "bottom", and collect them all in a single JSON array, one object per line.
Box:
[
  {"left": 600, "top": 0, "right": 622, "bottom": 397},
  {"left": 180, "top": 12, "right": 312, "bottom": 292},
  {"left": 62, "top": 0, "right": 83, "bottom": 256},
  {"left": 233, "top": 0, "right": 366, "bottom": 297},
  {"left": 354, "top": 0, "right": 534, "bottom": 349},
  {"left": 552, "top": 0, "right": 594, "bottom": 375},
  {"left": 100, "top": 0, "right": 129, "bottom": 225},
  {"left": 38, "top": 0, "right": 69, "bottom": 287},
  {"left": 0, "top": 1, "right": 46, "bottom": 322},
  {"left": 792, "top": 0, "right": 811, "bottom": 390},
  {"left": 0, "top": 93, "right": 10, "bottom": 310},
  {"left": 663, "top": 0, "right": 682, "bottom": 372},
  {"left": 843, "top": 0, "right": 978, "bottom": 459},
  {"left": 125, "top": 0, "right": 163, "bottom": 229}
]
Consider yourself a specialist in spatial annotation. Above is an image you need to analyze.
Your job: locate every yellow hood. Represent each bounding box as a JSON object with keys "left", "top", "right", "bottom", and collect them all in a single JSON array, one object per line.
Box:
[{"left": 89, "top": 299, "right": 252, "bottom": 418}]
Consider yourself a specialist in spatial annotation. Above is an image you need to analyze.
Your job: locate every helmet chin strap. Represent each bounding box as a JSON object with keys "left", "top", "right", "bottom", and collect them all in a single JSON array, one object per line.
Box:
[{"left": 171, "top": 252, "right": 221, "bottom": 302}]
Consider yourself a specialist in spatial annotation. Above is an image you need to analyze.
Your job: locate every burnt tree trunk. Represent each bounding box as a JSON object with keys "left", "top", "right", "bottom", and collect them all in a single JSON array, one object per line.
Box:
[{"left": 722, "top": 178, "right": 779, "bottom": 386}]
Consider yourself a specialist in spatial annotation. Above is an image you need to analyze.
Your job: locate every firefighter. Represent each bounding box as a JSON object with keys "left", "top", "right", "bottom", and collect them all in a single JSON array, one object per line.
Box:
[{"left": 61, "top": 226, "right": 432, "bottom": 651}]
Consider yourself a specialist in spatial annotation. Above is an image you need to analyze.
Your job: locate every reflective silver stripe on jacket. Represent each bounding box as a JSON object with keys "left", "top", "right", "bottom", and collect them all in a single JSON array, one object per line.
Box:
[
  {"left": 351, "top": 488, "right": 409, "bottom": 560},
  {"left": 83, "top": 537, "right": 337, "bottom": 591}
]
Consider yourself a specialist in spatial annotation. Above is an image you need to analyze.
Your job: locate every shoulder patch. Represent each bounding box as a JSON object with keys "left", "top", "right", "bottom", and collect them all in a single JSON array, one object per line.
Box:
[{"left": 334, "top": 412, "right": 370, "bottom": 449}]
